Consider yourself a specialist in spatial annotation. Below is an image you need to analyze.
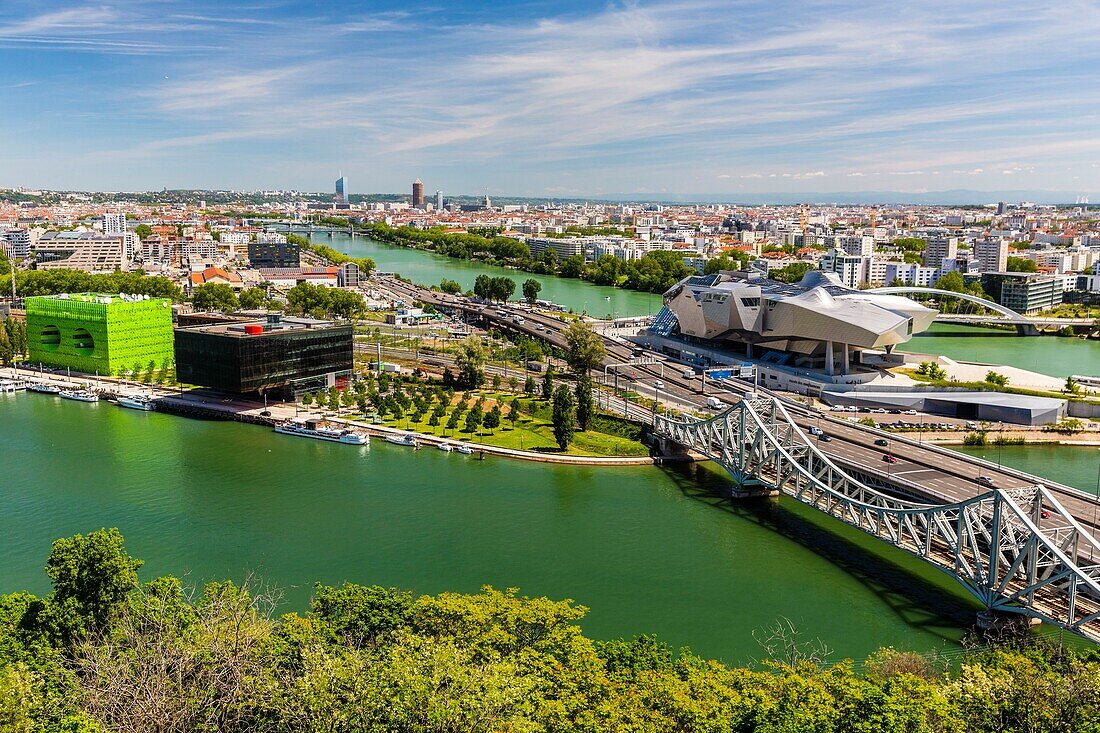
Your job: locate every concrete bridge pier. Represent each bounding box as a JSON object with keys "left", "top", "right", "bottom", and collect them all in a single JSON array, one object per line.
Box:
[{"left": 1015, "top": 323, "right": 1040, "bottom": 336}]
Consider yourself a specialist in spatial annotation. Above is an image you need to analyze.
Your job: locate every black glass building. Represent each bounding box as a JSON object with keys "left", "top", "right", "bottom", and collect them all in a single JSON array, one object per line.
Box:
[
  {"left": 174, "top": 315, "right": 353, "bottom": 399},
  {"left": 247, "top": 241, "right": 300, "bottom": 268}
]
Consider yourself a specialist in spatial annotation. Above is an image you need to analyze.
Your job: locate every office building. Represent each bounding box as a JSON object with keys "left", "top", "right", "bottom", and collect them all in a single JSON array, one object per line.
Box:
[
  {"left": 412, "top": 179, "right": 425, "bottom": 208},
  {"left": 648, "top": 271, "right": 935, "bottom": 376},
  {"left": 2, "top": 229, "right": 31, "bottom": 260},
  {"left": 435, "top": 190, "right": 444, "bottom": 211},
  {"left": 248, "top": 240, "right": 300, "bottom": 268},
  {"left": 526, "top": 237, "right": 588, "bottom": 260},
  {"left": 923, "top": 237, "right": 958, "bottom": 267},
  {"left": 982, "top": 272, "right": 1064, "bottom": 314},
  {"left": 35, "top": 231, "right": 129, "bottom": 273},
  {"left": 102, "top": 213, "right": 126, "bottom": 236},
  {"left": 26, "top": 292, "right": 175, "bottom": 375},
  {"left": 819, "top": 248, "right": 867, "bottom": 288},
  {"left": 337, "top": 262, "right": 361, "bottom": 288},
  {"left": 975, "top": 238, "right": 1009, "bottom": 273},
  {"left": 174, "top": 314, "right": 353, "bottom": 399},
  {"left": 335, "top": 176, "right": 348, "bottom": 205},
  {"left": 884, "top": 262, "right": 938, "bottom": 287}
]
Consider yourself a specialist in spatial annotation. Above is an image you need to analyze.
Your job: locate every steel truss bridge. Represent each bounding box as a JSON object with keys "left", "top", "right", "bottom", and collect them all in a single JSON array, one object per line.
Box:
[{"left": 653, "top": 396, "right": 1100, "bottom": 640}]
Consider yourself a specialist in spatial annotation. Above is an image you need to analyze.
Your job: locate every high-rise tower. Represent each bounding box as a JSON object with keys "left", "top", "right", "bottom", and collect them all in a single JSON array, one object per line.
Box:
[
  {"left": 412, "top": 179, "right": 425, "bottom": 208},
  {"left": 335, "top": 176, "right": 348, "bottom": 204}
]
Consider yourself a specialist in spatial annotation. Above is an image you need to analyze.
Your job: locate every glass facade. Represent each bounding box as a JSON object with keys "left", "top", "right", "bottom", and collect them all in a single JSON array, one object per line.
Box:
[{"left": 174, "top": 323, "right": 353, "bottom": 397}]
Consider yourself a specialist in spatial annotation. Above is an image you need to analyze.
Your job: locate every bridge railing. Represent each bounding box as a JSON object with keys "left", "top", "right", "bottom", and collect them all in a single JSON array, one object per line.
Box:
[{"left": 653, "top": 396, "right": 1100, "bottom": 639}]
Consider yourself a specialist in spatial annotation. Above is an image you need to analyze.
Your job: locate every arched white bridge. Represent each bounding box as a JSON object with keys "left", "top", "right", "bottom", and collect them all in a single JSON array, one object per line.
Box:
[
  {"left": 653, "top": 396, "right": 1100, "bottom": 640},
  {"left": 866, "top": 286, "right": 1029, "bottom": 325}
]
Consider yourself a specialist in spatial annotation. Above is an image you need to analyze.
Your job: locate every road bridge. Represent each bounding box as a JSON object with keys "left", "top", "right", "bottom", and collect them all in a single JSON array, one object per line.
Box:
[
  {"left": 866, "top": 286, "right": 1096, "bottom": 334},
  {"left": 653, "top": 396, "right": 1100, "bottom": 639}
]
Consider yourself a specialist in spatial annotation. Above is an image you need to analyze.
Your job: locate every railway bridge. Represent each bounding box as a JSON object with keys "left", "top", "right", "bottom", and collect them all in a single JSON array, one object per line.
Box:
[{"left": 653, "top": 396, "right": 1100, "bottom": 640}]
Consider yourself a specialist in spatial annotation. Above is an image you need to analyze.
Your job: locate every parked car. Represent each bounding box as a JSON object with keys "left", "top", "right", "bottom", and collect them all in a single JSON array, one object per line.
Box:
[{"left": 902, "top": 409, "right": 918, "bottom": 415}]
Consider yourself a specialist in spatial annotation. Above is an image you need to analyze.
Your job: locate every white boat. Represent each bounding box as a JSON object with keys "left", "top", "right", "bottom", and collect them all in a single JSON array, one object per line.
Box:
[
  {"left": 274, "top": 420, "right": 369, "bottom": 445},
  {"left": 0, "top": 380, "right": 27, "bottom": 393},
  {"left": 117, "top": 395, "right": 156, "bottom": 411},
  {"left": 455, "top": 444, "right": 474, "bottom": 455},
  {"left": 437, "top": 442, "right": 453, "bottom": 452},
  {"left": 384, "top": 434, "right": 419, "bottom": 448},
  {"left": 59, "top": 389, "right": 99, "bottom": 403},
  {"left": 27, "top": 383, "right": 61, "bottom": 395}
]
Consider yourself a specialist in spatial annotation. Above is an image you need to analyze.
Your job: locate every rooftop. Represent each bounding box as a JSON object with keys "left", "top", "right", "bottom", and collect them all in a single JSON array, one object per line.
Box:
[
  {"left": 29, "top": 292, "right": 169, "bottom": 306},
  {"left": 178, "top": 314, "right": 345, "bottom": 337}
]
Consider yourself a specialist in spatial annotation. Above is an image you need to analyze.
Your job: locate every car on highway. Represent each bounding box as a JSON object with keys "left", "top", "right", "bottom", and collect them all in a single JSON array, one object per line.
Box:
[
  {"left": 808, "top": 426, "right": 824, "bottom": 436},
  {"left": 874, "top": 438, "right": 889, "bottom": 446},
  {"left": 653, "top": 380, "right": 665, "bottom": 390},
  {"left": 817, "top": 433, "right": 832, "bottom": 442},
  {"left": 882, "top": 454, "right": 897, "bottom": 464},
  {"left": 902, "top": 409, "right": 918, "bottom": 415},
  {"left": 977, "top": 476, "right": 995, "bottom": 486},
  {"left": 682, "top": 369, "right": 696, "bottom": 379}
]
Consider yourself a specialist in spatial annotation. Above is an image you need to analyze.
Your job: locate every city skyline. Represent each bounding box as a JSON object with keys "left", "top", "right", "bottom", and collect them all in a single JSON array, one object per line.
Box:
[{"left": 2, "top": 0, "right": 1099, "bottom": 197}]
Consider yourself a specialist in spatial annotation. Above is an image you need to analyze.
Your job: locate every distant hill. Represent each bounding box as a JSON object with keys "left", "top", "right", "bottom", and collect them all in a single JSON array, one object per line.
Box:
[{"left": 594, "top": 189, "right": 1092, "bottom": 206}]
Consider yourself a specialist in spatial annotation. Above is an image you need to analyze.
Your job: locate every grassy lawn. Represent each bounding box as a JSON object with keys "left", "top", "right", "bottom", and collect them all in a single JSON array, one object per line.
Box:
[{"left": 347, "top": 390, "right": 648, "bottom": 457}]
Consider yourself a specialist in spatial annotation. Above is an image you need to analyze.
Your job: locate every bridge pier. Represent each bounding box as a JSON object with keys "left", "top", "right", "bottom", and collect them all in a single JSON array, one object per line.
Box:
[
  {"left": 976, "top": 609, "right": 1040, "bottom": 639},
  {"left": 1015, "top": 323, "right": 1039, "bottom": 336}
]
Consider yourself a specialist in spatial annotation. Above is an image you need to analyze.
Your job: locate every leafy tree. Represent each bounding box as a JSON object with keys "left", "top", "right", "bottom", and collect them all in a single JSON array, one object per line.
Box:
[
  {"left": 704, "top": 252, "right": 750, "bottom": 274},
  {"left": 935, "top": 271, "right": 966, "bottom": 293},
  {"left": 559, "top": 254, "right": 586, "bottom": 278},
  {"left": 551, "top": 385, "right": 576, "bottom": 450},
  {"left": 1007, "top": 256, "right": 1039, "bottom": 273},
  {"left": 916, "top": 361, "right": 948, "bottom": 381},
  {"left": 439, "top": 278, "right": 462, "bottom": 294},
  {"left": 237, "top": 286, "right": 268, "bottom": 310},
  {"left": 768, "top": 262, "right": 814, "bottom": 283},
  {"left": 563, "top": 320, "right": 606, "bottom": 374},
  {"left": 464, "top": 406, "right": 483, "bottom": 435},
  {"left": 301, "top": 392, "right": 313, "bottom": 406},
  {"left": 133, "top": 224, "right": 153, "bottom": 239},
  {"left": 454, "top": 335, "right": 488, "bottom": 388},
  {"left": 1065, "top": 376, "right": 1081, "bottom": 394},
  {"left": 492, "top": 374, "right": 502, "bottom": 389},
  {"left": 190, "top": 283, "right": 239, "bottom": 312},
  {"left": 985, "top": 370, "right": 1009, "bottom": 387},
  {"left": 524, "top": 375, "right": 536, "bottom": 396},
  {"left": 541, "top": 366, "right": 554, "bottom": 400},
  {"left": 310, "top": 583, "right": 413, "bottom": 648},
  {"left": 0, "top": 326, "right": 12, "bottom": 366},
  {"left": 522, "top": 278, "right": 542, "bottom": 304},
  {"left": 484, "top": 405, "right": 501, "bottom": 434},
  {"left": 574, "top": 374, "right": 594, "bottom": 431},
  {"left": 445, "top": 410, "right": 460, "bottom": 433},
  {"left": 43, "top": 528, "right": 143, "bottom": 641},
  {"left": 510, "top": 397, "right": 521, "bottom": 427}
]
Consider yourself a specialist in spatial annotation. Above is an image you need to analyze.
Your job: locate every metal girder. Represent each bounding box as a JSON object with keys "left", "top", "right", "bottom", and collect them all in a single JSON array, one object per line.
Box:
[{"left": 653, "top": 397, "right": 1100, "bottom": 640}]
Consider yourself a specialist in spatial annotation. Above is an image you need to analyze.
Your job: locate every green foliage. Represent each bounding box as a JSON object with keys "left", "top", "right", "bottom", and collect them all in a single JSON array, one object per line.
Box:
[
  {"left": 285, "top": 282, "right": 364, "bottom": 319},
  {"left": 191, "top": 282, "right": 239, "bottom": 312},
  {"left": 522, "top": 278, "right": 542, "bottom": 304},
  {"left": 575, "top": 374, "right": 593, "bottom": 431},
  {"left": 3, "top": 532, "right": 1100, "bottom": 731},
  {"left": 984, "top": 370, "right": 1009, "bottom": 387},
  {"left": 132, "top": 224, "right": 152, "bottom": 239},
  {"left": 237, "top": 286, "right": 268, "bottom": 310},
  {"left": 935, "top": 271, "right": 966, "bottom": 293},
  {"left": 15, "top": 269, "right": 183, "bottom": 301},
  {"left": 893, "top": 237, "right": 927, "bottom": 252},
  {"left": 916, "top": 361, "right": 948, "bottom": 381},
  {"left": 551, "top": 384, "right": 576, "bottom": 450},
  {"left": 704, "top": 252, "right": 751, "bottom": 274},
  {"left": 524, "top": 375, "right": 536, "bottom": 395},
  {"left": 454, "top": 335, "right": 488, "bottom": 389},
  {"left": 563, "top": 319, "right": 605, "bottom": 374},
  {"left": 963, "top": 432, "right": 988, "bottom": 446},
  {"left": 1007, "top": 256, "right": 1039, "bottom": 273},
  {"left": 438, "top": 278, "right": 462, "bottom": 294},
  {"left": 472, "top": 275, "right": 516, "bottom": 302},
  {"left": 541, "top": 366, "right": 554, "bottom": 400},
  {"left": 769, "top": 262, "right": 814, "bottom": 283}
]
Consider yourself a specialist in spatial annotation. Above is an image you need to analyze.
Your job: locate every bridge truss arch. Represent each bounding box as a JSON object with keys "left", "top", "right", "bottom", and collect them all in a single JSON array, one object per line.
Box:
[
  {"left": 865, "top": 286, "right": 1027, "bottom": 325},
  {"left": 653, "top": 397, "right": 1100, "bottom": 639}
]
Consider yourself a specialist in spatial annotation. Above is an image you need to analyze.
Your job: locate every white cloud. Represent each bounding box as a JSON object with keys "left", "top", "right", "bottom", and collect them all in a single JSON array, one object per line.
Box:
[{"left": 716, "top": 173, "right": 731, "bottom": 179}]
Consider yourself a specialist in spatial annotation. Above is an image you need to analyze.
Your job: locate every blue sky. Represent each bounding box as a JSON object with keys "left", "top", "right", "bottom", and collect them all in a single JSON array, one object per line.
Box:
[{"left": 1, "top": 0, "right": 1099, "bottom": 197}]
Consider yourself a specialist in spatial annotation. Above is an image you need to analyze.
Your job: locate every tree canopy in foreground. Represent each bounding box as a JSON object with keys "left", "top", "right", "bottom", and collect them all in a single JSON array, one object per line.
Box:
[{"left": 1, "top": 529, "right": 1098, "bottom": 732}]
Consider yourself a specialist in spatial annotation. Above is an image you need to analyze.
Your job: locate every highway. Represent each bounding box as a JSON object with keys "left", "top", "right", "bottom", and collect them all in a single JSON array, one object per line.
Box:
[{"left": 378, "top": 276, "right": 1100, "bottom": 537}]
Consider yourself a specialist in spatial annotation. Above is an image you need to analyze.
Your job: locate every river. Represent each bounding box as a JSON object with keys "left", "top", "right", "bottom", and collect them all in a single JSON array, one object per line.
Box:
[
  {"left": 3, "top": 393, "right": 989, "bottom": 664},
  {"left": 311, "top": 231, "right": 1099, "bottom": 378},
  {"left": 900, "top": 323, "right": 1100, "bottom": 379},
  {"left": 311, "top": 231, "right": 663, "bottom": 318}
]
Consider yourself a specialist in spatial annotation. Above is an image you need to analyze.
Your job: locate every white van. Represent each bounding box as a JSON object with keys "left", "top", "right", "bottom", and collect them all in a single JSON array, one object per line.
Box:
[{"left": 706, "top": 396, "right": 724, "bottom": 409}]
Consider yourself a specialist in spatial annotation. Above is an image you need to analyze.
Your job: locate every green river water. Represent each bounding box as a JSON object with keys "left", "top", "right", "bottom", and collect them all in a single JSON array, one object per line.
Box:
[
  {"left": 314, "top": 231, "right": 663, "bottom": 318},
  {"left": 3, "top": 393, "right": 990, "bottom": 664}
]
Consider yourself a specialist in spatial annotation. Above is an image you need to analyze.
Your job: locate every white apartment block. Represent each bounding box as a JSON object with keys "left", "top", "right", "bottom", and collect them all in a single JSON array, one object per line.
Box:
[
  {"left": 36, "top": 231, "right": 129, "bottom": 273},
  {"left": 884, "top": 263, "right": 939, "bottom": 287},
  {"left": 922, "top": 237, "right": 958, "bottom": 267},
  {"left": 974, "top": 238, "right": 1009, "bottom": 273}
]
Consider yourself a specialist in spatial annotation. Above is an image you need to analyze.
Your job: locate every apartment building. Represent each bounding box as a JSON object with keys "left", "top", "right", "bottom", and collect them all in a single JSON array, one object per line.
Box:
[{"left": 35, "top": 231, "right": 129, "bottom": 273}]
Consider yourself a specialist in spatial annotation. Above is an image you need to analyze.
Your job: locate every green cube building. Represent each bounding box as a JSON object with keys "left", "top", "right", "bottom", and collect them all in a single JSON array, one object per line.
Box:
[{"left": 26, "top": 293, "right": 175, "bottom": 375}]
